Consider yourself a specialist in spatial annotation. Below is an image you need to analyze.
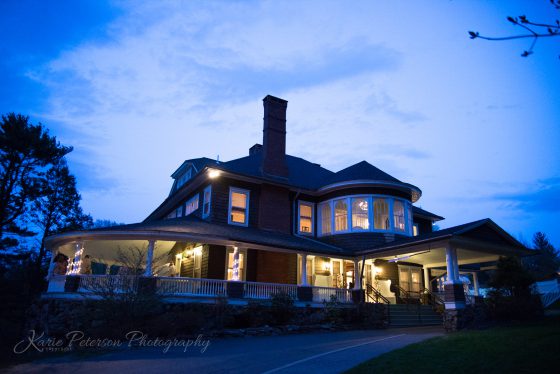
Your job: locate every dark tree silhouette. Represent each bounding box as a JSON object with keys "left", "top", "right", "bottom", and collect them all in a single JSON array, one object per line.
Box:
[
  {"left": 523, "top": 232, "right": 560, "bottom": 281},
  {"left": 0, "top": 113, "right": 71, "bottom": 250},
  {"left": 30, "top": 159, "right": 92, "bottom": 269},
  {"left": 469, "top": 0, "right": 560, "bottom": 57}
]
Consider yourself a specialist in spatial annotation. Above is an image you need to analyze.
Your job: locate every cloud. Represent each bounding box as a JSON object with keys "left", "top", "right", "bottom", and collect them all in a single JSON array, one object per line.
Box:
[{"left": 492, "top": 177, "right": 560, "bottom": 213}]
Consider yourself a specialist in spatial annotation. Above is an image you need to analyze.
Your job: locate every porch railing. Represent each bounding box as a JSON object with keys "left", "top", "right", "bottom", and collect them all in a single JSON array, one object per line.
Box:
[
  {"left": 78, "top": 275, "right": 138, "bottom": 293},
  {"left": 312, "top": 286, "right": 352, "bottom": 303},
  {"left": 157, "top": 277, "right": 227, "bottom": 297},
  {"left": 244, "top": 281, "right": 298, "bottom": 300}
]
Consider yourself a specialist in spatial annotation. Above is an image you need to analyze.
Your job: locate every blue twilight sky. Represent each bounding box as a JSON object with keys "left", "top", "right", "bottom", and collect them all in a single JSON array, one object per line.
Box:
[{"left": 1, "top": 0, "right": 559, "bottom": 246}]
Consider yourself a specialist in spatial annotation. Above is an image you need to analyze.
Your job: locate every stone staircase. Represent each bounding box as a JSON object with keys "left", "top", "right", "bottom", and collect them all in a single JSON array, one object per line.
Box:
[{"left": 388, "top": 304, "right": 443, "bottom": 327}]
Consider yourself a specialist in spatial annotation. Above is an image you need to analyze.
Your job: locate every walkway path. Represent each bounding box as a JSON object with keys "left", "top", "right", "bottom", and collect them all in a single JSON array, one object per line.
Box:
[{"left": 8, "top": 326, "right": 443, "bottom": 374}]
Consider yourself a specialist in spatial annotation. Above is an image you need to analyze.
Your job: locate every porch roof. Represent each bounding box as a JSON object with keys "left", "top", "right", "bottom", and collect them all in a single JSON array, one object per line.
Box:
[
  {"left": 46, "top": 216, "right": 347, "bottom": 257},
  {"left": 356, "top": 218, "right": 531, "bottom": 258}
]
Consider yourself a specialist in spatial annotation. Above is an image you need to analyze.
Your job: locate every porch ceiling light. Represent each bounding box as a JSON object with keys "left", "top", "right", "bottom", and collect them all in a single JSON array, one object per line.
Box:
[{"left": 208, "top": 169, "right": 221, "bottom": 179}]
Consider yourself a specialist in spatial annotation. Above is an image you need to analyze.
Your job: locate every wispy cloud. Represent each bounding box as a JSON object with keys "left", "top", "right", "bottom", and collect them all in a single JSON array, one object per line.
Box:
[{"left": 492, "top": 177, "right": 560, "bottom": 213}]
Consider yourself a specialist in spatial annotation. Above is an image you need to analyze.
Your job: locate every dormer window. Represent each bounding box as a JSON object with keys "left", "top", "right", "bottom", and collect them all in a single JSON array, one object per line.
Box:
[
  {"left": 176, "top": 168, "right": 192, "bottom": 190},
  {"left": 298, "top": 201, "right": 314, "bottom": 235},
  {"left": 228, "top": 187, "right": 249, "bottom": 226},
  {"left": 202, "top": 185, "right": 212, "bottom": 218}
]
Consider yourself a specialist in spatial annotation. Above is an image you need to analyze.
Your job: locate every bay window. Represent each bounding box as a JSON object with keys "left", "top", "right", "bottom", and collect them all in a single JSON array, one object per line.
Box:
[
  {"left": 334, "top": 199, "right": 348, "bottom": 232},
  {"left": 320, "top": 203, "right": 332, "bottom": 235},
  {"left": 374, "top": 198, "right": 389, "bottom": 230},
  {"left": 393, "top": 200, "right": 405, "bottom": 232},
  {"left": 351, "top": 197, "right": 369, "bottom": 230}
]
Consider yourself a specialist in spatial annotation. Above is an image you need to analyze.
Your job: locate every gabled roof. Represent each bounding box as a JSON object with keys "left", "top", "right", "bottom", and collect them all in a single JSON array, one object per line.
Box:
[
  {"left": 356, "top": 218, "right": 529, "bottom": 256},
  {"left": 217, "top": 152, "right": 335, "bottom": 190},
  {"left": 412, "top": 206, "right": 444, "bottom": 221},
  {"left": 171, "top": 157, "right": 217, "bottom": 178},
  {"left": 324, "top": 161, "right": 402, "bottom": 185}
]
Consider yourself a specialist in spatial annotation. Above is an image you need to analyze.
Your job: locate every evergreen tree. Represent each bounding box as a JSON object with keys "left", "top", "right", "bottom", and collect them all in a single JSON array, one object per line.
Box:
[{"left": 0, "top": 113, "right": 71, "bottom": 250}]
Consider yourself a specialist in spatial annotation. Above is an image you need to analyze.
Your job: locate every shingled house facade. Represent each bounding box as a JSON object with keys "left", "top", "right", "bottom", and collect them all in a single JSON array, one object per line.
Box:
[{"left": 45, "top": 95, "right": 529, "bottom": 315}]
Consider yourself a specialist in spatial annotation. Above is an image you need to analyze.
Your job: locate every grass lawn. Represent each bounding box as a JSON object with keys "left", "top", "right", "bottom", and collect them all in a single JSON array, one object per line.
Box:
[{"left": 347, "top": 316, "right": 560, "bottom": 374}]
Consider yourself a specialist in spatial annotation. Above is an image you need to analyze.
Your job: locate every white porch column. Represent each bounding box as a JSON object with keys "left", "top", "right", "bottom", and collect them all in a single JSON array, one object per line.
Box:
[
  {"left": 353, "top": 259, "right": 361, "bottom": 290},
  {"left": 423, "top": 267, "right": 430, "bottom": 290},
  {"left": 68, "top": 241, "right": 84, "bottom": 274},
  {"left": 144, "top": 240, "right": 155, "bottom": 276},
  {"left": 232, "top": 246, "right": 240, "bottom": 281},
  {"left": 301, "top": 254, "right": 308, "bottom": 286},
  {"left": 445, "top": 246, "right": 459, "bottom": 284},
  {"left": 472, "top": 272, "right": 480, "bottom": 296}
]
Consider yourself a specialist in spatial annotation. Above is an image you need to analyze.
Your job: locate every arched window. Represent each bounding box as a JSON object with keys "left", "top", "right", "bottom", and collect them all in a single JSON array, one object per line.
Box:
[
  {"left": 374, "top": 199, "right": 389, "bottom": 230},
  {"left": 320, "top": 203, "right": 332, "bottom": 235},
  {"left": 334, "top": 199, "right": 348, "bottom": 232},
  {"left": 352, "top": 197, "right": 369, "bottom": 230},
  {"left": 393, "top": 200, "right": 405, "bottom": 232}
]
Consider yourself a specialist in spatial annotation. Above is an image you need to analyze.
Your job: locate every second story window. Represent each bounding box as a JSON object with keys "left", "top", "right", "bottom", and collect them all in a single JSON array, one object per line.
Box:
[
  {"left": 298, "top": 201, "right": 314, "bottom": 234},
  {"left": 352, "top": 197, "right": 369, "bottom": 230},
  {"left": 320, "top": 203, "right": 331, "bottom": 235},
  {"left": 413, "top": 223, "right": 419, "bottom": 236},
  {"left": 185, "top": 194, "right": 199, "bottom": 216},
  {"left": 202, "top": 185, "right": 212, "bottom": 218},
  {"left": 229, "top": 187, "right": 249, "bottom": 226},
  {"left": 374, "top": 198, "right": 389, "bottom": 230},
  {"left": 393, "top": 200, "right": 405, "bottom": 232},
  {"left": 334, "top": 199, "right": 348, "bottom": 232}
]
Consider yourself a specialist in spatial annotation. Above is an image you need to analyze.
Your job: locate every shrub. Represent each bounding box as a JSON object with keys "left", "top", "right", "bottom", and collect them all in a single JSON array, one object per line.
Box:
[{"left": 270, "top": 291, "right": 295, "bottom": 325}]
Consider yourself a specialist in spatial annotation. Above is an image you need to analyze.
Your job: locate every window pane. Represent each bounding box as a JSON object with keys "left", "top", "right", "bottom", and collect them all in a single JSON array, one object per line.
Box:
[
  {"left": 300, "top": 217, "right": 312, "bottom": 233},
  {"left": 334, "top": 199, "right": 348, "bottom": 232},
  {"left": 393, "top": 200, "right": 405, "bottom": 231},
  {"left": 231, "top": 209, "right": 246, "bottom": 224},
  {"left": 320, "top": 203, "right": 331, "bottom": 235},
  {"left": 231, "top": 192, "right": 247, "bottom": 209},
  {"left": 351, "top": 198, "right": 369, "bottom": 230},
  {"left": 299, "top": 203, "right": 313, "bottom": 234},
  {"left": 374, "top": 199, "right": 389, "bottom": 230}
]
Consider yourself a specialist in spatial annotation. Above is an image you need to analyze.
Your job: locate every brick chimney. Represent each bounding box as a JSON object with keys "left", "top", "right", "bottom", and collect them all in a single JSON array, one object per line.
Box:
[{"left": 261, "top": 95, "right": 289, "bottom": 178}]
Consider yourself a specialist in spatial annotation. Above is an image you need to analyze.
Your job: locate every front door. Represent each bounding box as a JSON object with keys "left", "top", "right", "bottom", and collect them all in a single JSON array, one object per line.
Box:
[{"left": 398, "top": 265, "right": 422, "bottom": 298}]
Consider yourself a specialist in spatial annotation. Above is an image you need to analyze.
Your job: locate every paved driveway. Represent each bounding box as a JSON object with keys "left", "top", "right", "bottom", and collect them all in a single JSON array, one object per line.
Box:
[{"left": 8, "top": 326, "right": 443, "bottom": 374}]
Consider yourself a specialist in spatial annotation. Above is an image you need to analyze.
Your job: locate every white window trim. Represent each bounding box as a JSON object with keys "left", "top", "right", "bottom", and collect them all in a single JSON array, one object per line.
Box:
[
  {"left": 297, "top": 201, "right": 315, "bottom": 235},
  {"left": 185, "top": 193, "right": 200, "bottom": 216},
  {"left": 202, "top": 185, "right": 212, "bottom": 219},
  {"left": 228, "top": 187, "right": 250, "bottom": 227},
  {"left": 317, "top": 194, "right": 414, "bottom": 237}
]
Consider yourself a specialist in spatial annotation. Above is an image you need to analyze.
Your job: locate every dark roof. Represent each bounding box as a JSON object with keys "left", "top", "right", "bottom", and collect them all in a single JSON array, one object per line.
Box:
[
  {"left": 218, "top": 152, "right": 335, "bottom": 190},
  {"left": 412, "top": 206, "right": 444, "bottom": 221},
  {"left": 171, "top": 157, "right": 218, "bottom": 178},
  {"left": 357, "top": 218, "right": 528, "bottom": 255},
  {"left": 324, "top": 161, "right": 401, "bottom": 185},
  {"left": 92, "top": 215, "right": 347, "bottom": 255}
]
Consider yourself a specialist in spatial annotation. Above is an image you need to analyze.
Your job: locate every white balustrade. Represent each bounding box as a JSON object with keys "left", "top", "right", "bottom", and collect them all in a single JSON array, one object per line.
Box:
[
  {"left": 244, "top": 281, "right": 298, "bottom": 300},
  {"left": 156, "top": 277, "right": 227, "bottom": 296},
  {"left": 312, "top": 286, "right": 353, "bottom": 303},
  {"left": 78, "top": 275, "right": 138, "bottom": 293}
]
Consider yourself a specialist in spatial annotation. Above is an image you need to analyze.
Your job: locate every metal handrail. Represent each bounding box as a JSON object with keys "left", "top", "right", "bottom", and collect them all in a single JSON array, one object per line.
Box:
[
  {"left": 421, "top": 287, "right": 444, "bottom": 306},
  {"left": 366, "top": 284, "right": 390, "bottom": 304}
]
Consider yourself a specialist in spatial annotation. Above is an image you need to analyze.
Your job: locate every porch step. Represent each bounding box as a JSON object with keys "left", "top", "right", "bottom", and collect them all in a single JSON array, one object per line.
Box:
[{"left": 388, "top": 304, "right": 443, "bottom": 327}]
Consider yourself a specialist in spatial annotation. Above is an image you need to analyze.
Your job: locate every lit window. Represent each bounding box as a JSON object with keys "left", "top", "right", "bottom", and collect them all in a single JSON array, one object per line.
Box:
[
  {"left": 320, "top": 203, "right": 332, "bottom": 235},
  {"left": 374, "top": 198, "right": 389, "bottom": 230},
  {"left": 185, "top": 194, "right": 199, "bottom": 216},
  {"left": 352, "top": 197, "right": 369, "bottom": 230},
  {"left": 413, "top": 224, "right": 419, "bottom": 236},
  {"left": 229, "top": 188, "right": 249, "bottom": 226},
  {"left": 298, "top": 202, "right": 314, "bottom": 234},
  {"left": 334, "top": 199, "right": 348, "bottom": 232},
  {"left": 202, "top": 185, "right": 211, "bottom": 218},
  {"left": 393, "top": 200, "right": 405, "bottom": 231}
]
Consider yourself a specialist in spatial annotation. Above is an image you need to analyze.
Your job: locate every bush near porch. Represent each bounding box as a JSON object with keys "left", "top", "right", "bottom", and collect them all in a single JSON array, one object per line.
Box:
[
  {"left": 28, "top": 295, "right": 388, "bottom": 340},
  {"left": 347, "top": 315, "right": 560, "bottom": 374}
]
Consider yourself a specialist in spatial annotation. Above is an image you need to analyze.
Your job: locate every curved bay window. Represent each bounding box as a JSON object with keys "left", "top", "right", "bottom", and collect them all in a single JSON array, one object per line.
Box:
[
  {"left": 320, "top": 203, "right": 332, "bottom": 235},
  {"left": 393, "top": 200, "right": 405, "bottom": 232},
  {"left": 334, "top": 199, "right": 348, "bottom": 232},
  {"left": 351, "top": 197, "right": 369, "bottom": 230},
  {"left": 374, "top": 198, "right": 389, "bottom": 230},
  {"left": 318, "top": 195, "right": 413, "bottom": 237}
]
